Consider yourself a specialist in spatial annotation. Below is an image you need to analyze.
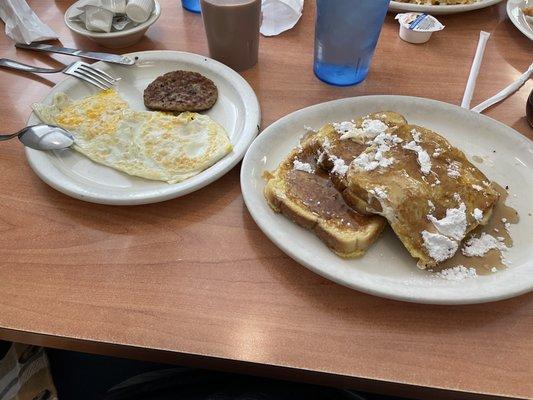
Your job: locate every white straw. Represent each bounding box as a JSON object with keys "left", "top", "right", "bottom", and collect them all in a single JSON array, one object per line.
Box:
[
  {"left": 461, "top": 31, "right": 491, "bottom": 109},
  {"left": 471, "top": 63, "right": 533, "bottom": 113}
]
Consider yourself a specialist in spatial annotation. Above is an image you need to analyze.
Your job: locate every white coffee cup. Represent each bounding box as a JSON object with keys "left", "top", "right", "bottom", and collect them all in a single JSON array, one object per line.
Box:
[{"left": 126, "top": 0, "right": 155, "bottom": 23}]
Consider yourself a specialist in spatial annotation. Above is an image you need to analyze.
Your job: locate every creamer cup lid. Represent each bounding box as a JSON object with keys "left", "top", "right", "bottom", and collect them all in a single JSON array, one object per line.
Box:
[{"left": 395, "top": 13, "right": 445, "bottom": 33}]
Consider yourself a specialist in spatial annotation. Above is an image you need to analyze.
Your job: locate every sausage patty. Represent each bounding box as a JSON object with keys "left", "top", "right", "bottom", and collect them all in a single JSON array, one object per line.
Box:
[{"left": 143, "top": 70, "right": 218, "bottom": 112}]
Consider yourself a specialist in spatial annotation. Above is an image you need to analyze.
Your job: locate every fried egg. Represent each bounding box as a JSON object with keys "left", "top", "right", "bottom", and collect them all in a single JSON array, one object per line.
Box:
[{"left": 32, "top": 89, "right": 232, "bottom": 184}]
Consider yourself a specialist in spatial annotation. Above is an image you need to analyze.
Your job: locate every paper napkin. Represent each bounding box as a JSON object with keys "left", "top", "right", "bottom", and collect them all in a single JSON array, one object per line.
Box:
[
  {"left": 0, "top": 0, "right": 58, "bottom": 44},
  {"left": 260, "top": 0, "right": 303, "bottom": 37}
]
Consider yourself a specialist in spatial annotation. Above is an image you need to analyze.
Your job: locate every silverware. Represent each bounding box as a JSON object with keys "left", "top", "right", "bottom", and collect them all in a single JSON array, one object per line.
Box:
[
  {"left": 15, "top": 43, "right": 135, "bottom": 66},
  {"left": 0, "top": 59, "right": 119, "bottom": 89},
  {"left": 0, "top": 124, "right": 74, "bottom": 150}
]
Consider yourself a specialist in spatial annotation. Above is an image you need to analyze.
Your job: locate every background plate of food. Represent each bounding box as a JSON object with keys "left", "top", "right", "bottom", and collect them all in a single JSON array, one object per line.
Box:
[
  {"left": 507, "top": 0, "right": 533, "bottom": 40},
  {"left": 241, "top": 95, "right": 533, "bottom": 305},
  {"left": 389, "top": 0, "right": 504, "bottom": 15},
  {"left": 26, "top": 51, "right": 260, "bottom": 205}
]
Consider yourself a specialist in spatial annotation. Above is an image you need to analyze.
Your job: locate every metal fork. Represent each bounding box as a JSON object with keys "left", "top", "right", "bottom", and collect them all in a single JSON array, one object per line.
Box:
[{"left": 0, "top": 59, "right": 118, "bottom": 90}]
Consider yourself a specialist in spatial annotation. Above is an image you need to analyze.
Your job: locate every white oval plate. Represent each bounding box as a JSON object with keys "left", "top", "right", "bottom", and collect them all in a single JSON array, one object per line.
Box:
[
  {"left": 389, "top": 0, "right": 503, "bottom": 15},
  {"left": 507, "top": 0, "right": 533, "bottom": 41},
  {"left": 26, "top": 51, "right": 260, "bottom": 205},
  {"left": 241, "top": 96, "right": 533, "bottom": 305}
]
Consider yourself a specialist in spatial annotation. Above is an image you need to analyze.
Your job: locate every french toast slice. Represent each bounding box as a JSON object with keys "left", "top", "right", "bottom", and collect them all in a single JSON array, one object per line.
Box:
[
  {"left": 344, "top": 123, "right": 499, "bottom": 268},
  {"left": 264, "top": 131, "right": 386, "bottom": 258}
]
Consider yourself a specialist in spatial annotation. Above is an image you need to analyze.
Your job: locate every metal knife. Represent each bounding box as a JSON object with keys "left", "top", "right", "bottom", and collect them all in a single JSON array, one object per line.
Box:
[{"left": 15, "top": 43, "right": 135, "bottom": 66}]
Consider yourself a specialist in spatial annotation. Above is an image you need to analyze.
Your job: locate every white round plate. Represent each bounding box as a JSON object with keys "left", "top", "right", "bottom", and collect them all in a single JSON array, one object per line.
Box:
[
  {"left": 241, "top": 96, "right": 533, "bottom": 305},
  {"left": 507, "top": 0, "right": 533, "bottom": 40},
  {"left": 26, "top": 51, "right": 260, "bottom": 205},
  {"left": 389, "top": 0, "right": 503, "bottom": 15}
]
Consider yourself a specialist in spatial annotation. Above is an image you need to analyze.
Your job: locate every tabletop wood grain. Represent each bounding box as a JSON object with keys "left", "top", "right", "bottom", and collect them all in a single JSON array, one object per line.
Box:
[{"left": 0, "top": 1, "right": 532, "bottom": 399}]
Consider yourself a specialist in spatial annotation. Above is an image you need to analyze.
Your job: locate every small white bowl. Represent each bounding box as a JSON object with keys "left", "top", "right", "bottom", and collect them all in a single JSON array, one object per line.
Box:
[{"left": 65, "top": 0, "right": 161, "bottom": 49}]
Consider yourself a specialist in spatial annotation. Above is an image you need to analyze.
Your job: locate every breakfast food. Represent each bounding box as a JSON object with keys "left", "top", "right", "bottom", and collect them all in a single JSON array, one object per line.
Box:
[
  {"left": 523, "top": 6, "right": 533, "bottom": 17},
  {"left": 264, "top": 128, "right": 386, "bottom": 258},
  {"left": 266, "top": 111, "right": 503, "bottom": 269},
  {"left": 33, "top": 89, "right": 232, "bottom": 184},
  {"left": 343, "top": 122, "right": 499, "bottom": 268},
  {"left": 144, "top": 70, "right": 219, "bottom": 112}
]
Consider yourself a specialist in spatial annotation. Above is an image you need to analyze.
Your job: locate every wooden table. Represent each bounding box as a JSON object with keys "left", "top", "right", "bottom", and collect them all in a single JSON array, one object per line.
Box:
[{"left": 1, "top": 1, "right": 532, "bottom": 399}]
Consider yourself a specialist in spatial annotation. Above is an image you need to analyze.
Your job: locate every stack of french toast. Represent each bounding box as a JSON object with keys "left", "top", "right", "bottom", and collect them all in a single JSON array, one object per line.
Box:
[{"left": 264, "top": 111, "right": 499, "bottom": 269}]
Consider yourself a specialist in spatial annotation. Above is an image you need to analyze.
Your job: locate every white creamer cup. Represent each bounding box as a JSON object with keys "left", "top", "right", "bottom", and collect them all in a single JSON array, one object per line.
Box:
[
  {"left": 395, "top": 13, "right": 444, "bottom": 44},
  {"left": 126, "top": 0, "right": 155, "bottom": 23},
  {"left": 84, "top": 5, "right": 114, "bottom": 32},
  {"left": 101, "top": 0, "right": 127, "bottom": 14}
]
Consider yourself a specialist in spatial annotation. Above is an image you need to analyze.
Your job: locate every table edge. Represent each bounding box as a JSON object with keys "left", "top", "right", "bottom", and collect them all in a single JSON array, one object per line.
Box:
[{"left": 0, "top": 327, "right": 525, "bottom": 400}]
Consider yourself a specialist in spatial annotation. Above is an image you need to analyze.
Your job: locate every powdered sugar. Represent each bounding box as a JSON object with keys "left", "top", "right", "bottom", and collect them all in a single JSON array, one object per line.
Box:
[
  {"left": 293, "top": 160, "right": 314, "bottom": 174},
  {"left": 402, "top": 140, "right": 432, "bottom": 174},
  {"left": 333, "top": 121, "right": 359, "bottom": 138},
  {"left": 352, "top": 133, "right": 402, "bottom": 172},
  {"left": 353, "top": 152, "right": 395, "bottom": 171},
  {"left": 427, "top": 203, "right": 467, "bottom": 240},
  {"left": 334, "top": 119, "right": 388, "bottom": 143},
  {"left": 362, "top": 119, "right": 388, "bottom": 136},
  {"left": 369, "top": 186, "right": 388, "bottom": 200},
  {"left": 472, "top": 208, "right": 483, "bottom": 222},
  {"left": 462, "top": 233, "right": 508, "bottom": 257},
  {"left": 501, "top": 218, "right": 512, "bottom": 233},
  {"left": 317, "top": 150, "right": 327, "bottom": 164},
  {"left": 411, "top": 129, "right": 421, "bottom": 142},
  {"left": 447, "top": 161, "right": 461, "bottom": 178},
  {"left": 472, "top": 184, "right": 483, "bottom": 191},
  {"left": 322, "top": 137, "right": 331, "bottom": 151},
  {"left": 437, "top": 265, "right": 478, "bottom": 281},
  {"left": 503, "top": 221, "right": 511, "bottom": 233},
  {"left": 421, "top": 231, "right": 459, "bottom": 263},
  {"left": 330, "top": 156, "right": 349, "bottom": 176}
]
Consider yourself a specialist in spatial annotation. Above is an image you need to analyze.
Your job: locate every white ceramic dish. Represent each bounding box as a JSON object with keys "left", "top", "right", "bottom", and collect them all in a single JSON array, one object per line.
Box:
[
  {"left": 389, "top": 0, "right": 503, "bottom": 15},
  {"left": 64, "top": 0, "right": 161, "bottom": 48},
  {"left": 26, "top": 50, "right": 260, "bottom": 205},
  {"left": 241, "top": 96, "right": 533, "bottom": 305},
  {"left": 507, "top": 0, "right": 533, "bottom": 41}
]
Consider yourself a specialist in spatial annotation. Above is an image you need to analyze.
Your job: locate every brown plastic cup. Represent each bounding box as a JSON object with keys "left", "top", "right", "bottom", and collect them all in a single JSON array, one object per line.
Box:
[{"left": 200, "top": 0, "right": 261, "bottom": 71}]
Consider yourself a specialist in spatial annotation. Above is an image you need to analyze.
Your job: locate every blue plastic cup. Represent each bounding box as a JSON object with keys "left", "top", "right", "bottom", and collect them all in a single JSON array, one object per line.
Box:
[
  {"left": 181, "top": 0, "right": 201, "bottom": 13},
  {"left": 314, "top": 0, "right": 390, "bottom": 86}
]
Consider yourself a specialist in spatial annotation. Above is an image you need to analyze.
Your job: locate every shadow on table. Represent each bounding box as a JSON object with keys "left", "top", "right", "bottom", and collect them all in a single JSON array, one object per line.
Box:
[
  {"left": 46, "top": 347, "right": 404, "bottom": 400},
  {"left": 2, "top": 45, "right": 113, "bottom": 89},
  {"left": 492, "top": 19, "right": 532, "bottom": 73},
  {"left": 37, "top": 165, "right": 241, "bottom": 235},
  {"left": 0, "top": 61, "right": 58, "bottom": 88}
]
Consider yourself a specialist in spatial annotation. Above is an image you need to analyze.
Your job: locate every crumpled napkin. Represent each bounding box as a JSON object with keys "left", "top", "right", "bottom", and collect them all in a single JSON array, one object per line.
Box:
[
  {"left": 260, "top": 0, "right": 303, "bottom": 37},
  {"left": 0, "top": 0, "right": 58, "bottom": 44}
]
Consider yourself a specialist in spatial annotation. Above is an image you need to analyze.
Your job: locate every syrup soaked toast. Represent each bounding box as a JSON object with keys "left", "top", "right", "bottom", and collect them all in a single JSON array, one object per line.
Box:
[
  {"left": 264, "top": 128, "right": 386, "bottom": 258},
  {"left": 344, "top": 123, "right": 499, "bottom": 268}
]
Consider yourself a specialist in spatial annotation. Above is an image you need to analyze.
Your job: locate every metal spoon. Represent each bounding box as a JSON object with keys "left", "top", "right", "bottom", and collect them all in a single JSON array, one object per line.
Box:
[{"left": 0, "top": 124, "right": 74, "bottom": 150}]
